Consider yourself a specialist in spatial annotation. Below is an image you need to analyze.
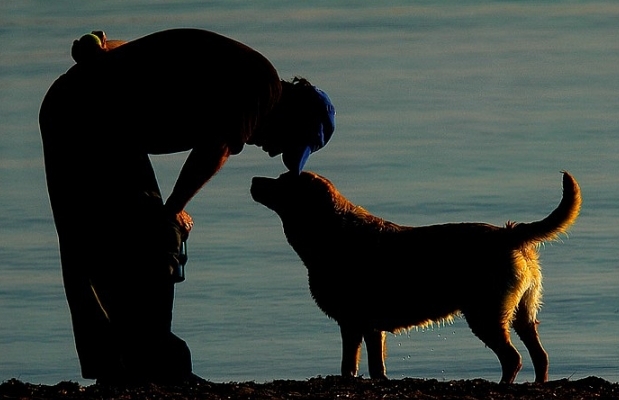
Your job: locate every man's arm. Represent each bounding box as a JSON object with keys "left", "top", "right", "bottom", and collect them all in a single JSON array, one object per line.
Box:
[
  {"left": 164, "top": 142, "right": 231, "bottom": 217},
  {"left": 158, "top": 144, "right": 230, "bottom": 281}
]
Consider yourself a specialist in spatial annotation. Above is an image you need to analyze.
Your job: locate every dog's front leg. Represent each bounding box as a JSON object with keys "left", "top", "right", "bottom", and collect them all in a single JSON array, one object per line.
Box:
[
  {"left": 339, "top": 324, "right": 363, "bottom": 377},
  {"left": 364, "top": 329, "right": 387, "bottom": 380}
]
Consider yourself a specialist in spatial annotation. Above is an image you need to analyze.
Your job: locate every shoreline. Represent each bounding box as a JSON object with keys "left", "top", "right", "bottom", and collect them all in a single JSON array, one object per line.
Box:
[{"left": 2, "top": 375, "right": 618, "bottom": 400}]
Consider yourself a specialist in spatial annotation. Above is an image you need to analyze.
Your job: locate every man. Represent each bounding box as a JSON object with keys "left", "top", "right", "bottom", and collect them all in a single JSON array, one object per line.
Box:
[{"left": 39, "top": 28, "right": 335, "bottom": 385}]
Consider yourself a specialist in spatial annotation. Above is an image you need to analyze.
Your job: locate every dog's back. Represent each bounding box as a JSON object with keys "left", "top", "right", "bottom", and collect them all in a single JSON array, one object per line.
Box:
[{"left": 301, "top": 170, "right": 580, "bottom": 249}]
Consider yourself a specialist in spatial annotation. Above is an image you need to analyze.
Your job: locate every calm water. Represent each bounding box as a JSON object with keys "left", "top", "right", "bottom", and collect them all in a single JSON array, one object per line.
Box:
[{"left": 1, "top": 1, "right": 618, "bottom": 386}]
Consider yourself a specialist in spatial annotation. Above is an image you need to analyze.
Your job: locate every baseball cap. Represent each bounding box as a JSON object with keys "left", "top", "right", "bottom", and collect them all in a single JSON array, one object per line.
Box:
[{"left": 282, "top": 86, "right": 336, "bottom": 174}]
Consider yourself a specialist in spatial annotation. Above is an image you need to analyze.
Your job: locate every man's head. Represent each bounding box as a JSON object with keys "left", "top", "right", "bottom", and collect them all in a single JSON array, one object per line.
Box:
[{"left": 252, "top": 77, "right": 336, "bottom": 174}]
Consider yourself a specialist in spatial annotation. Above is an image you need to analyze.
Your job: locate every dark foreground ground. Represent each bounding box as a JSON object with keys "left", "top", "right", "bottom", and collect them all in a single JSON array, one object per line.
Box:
[{"left": 1, "top": 376, "right": 618, "bottom": 400}]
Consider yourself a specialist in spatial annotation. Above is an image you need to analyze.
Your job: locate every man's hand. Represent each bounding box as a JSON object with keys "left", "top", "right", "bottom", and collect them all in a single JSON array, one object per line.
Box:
[
  {"left": 174, "top": 210, "right": 194, "bottom": 241},
  {"left": 162, "top": 209, "right": 193, "bottom": 283}
]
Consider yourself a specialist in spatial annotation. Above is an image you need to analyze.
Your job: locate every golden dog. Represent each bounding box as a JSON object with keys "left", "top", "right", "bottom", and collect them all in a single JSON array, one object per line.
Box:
[{"left": 250, "top": 171, "right": 581, "bottom": 383}]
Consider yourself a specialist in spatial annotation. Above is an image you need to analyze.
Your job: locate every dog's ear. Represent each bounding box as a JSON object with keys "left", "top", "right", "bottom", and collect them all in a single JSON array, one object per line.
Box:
[
  {"left": 298, "top": 173, "right": 344, "bottom": 212},
  {"left": 309, "top": 174, "right": 360, "bottom": 216}
]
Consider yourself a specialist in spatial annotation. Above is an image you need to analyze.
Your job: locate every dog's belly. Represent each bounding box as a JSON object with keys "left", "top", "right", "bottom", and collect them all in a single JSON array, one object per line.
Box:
[
  {"left": 308, "top": 272, "right": 461, "bottom": 332},
  {"left": 301, "top": 234, "right": 517, "bottom": 332}
]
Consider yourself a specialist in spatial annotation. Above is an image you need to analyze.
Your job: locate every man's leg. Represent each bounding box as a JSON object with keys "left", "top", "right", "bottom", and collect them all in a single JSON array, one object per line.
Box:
[
  {"left": 90, "top": 188, "right": 193, "bottom": 384},
  {"left": 58, "top": 239, "right": 122, "bottom": 380}
]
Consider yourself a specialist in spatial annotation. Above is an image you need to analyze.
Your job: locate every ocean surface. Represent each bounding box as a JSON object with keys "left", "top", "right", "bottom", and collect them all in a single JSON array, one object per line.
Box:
[{"left": 1, "top": 1, "right": 618, "bottom": 386}]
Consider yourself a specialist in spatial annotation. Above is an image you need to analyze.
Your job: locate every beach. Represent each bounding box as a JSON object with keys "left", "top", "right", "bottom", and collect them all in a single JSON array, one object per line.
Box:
[{"left": 2, "top": 376, "right": 619, "bottom": 400}]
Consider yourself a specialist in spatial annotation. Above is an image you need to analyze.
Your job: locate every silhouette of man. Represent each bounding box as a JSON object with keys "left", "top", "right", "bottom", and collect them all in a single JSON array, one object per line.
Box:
[{"left": 39, "top": 28, "right": 335, "bottom": 385}]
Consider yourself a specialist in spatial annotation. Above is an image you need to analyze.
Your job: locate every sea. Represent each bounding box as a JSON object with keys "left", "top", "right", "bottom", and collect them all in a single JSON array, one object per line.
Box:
[{"left": 1, "top": 0, "right": 618, "bottom": 386}]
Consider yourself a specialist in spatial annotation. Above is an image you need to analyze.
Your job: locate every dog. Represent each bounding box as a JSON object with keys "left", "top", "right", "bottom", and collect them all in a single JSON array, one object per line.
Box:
[{"left": 250, "top": 171, "right": 581, "bottom": 383}]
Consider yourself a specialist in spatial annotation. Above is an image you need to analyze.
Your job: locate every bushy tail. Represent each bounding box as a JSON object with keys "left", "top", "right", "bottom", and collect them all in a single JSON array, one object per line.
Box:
[{"left": 509, "top": 171, "right": 581, "bottom": 245}]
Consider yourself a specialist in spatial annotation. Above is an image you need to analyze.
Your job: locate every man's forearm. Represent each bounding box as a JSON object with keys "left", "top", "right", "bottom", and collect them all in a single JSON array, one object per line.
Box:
[{"left": 164, "top": 144, "right": 231, "bottom": 215}]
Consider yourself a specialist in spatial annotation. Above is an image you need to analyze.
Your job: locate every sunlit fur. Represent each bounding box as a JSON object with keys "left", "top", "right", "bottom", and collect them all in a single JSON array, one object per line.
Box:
[{"left": 250, "top": 171, "right": 581, "bottom": 384}]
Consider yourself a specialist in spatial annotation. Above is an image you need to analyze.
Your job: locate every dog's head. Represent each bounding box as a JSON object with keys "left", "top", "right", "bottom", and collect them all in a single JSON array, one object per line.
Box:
[{"left": 250, "top": 171, "right": 342, "bottom": 222}]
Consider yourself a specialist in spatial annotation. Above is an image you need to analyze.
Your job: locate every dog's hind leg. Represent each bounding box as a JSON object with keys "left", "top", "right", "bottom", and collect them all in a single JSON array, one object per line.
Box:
[
  {"left": 513, "top": 300, "right": 549, "bottom": 383},
  {"left": 363, "top": 329, "right": 387, "bottom": 380},
  {"left": 466, "top": 313, "right": 522, "bottom": 384},
  {"left": 339, "top": 324, "right": 363, "bottom": 377}
]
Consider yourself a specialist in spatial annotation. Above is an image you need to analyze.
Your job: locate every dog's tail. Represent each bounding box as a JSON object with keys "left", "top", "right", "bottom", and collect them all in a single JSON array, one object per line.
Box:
[{"left": 508, "top": 171, "right": 581, "bottom": 245}]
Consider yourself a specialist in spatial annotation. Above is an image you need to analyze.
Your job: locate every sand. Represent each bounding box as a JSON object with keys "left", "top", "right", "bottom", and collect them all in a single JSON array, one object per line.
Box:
[{"left": 2, "top": 375, "right": 618, "bottom": 400}]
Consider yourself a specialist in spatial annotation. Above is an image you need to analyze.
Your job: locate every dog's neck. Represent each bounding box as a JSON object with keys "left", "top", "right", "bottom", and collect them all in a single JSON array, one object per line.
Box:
[
  {"left": 337, "top": 197, "right": 398, "bottom": 233},
  {"left": 282, "top": 195, "right": 400, "bottom": 262}
]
